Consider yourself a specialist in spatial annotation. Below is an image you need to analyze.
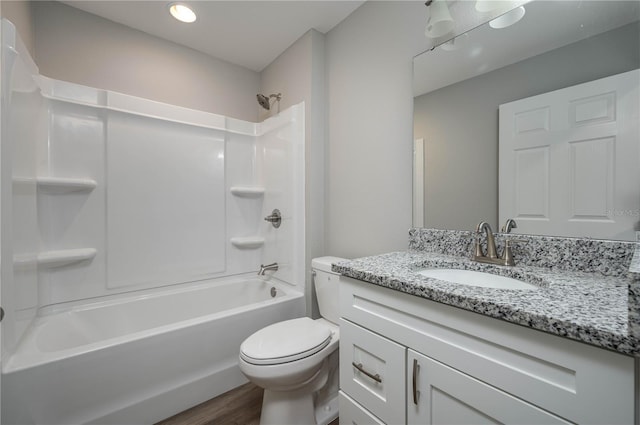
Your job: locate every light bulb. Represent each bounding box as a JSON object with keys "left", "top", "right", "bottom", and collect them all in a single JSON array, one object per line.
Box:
[{"left": 169, "top": 3, "right": 196, "bottom": 23}]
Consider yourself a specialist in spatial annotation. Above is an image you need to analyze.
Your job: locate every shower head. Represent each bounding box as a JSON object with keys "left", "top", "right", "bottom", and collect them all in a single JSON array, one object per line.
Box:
[
  {"left": 257, "top": 94, "right": 271, "bottom": 110},
  {"left": 256, "top": 93, "right": 282, "bottom": 111}
]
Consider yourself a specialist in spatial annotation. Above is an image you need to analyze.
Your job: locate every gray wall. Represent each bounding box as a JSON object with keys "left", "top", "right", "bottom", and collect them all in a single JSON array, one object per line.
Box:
[
  {"left": 32, "top": 1, "right": 260, "bottom": 121},
  {"left": 414, "top": 22, "right": 640, "bottom": 232},
  {"left": 259, "top": 29, "right": 327, "bottom": 316},
  {"left": 325, "top": 1, "right": 428, "bottom": 258}
]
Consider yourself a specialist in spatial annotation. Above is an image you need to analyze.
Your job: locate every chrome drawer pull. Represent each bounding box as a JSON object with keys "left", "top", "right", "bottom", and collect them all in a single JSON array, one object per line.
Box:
[
  {"left": 412, "top": 358, "right": 420, "bottom": 405},
  {"left": 352, "top": 362, "right": 382, "bottom": 383}
]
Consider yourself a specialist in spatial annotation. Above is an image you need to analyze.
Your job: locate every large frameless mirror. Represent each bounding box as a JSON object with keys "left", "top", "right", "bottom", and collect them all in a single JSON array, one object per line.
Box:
[{"left": 413, "top": 0, "right": 640, "bottom": 240}]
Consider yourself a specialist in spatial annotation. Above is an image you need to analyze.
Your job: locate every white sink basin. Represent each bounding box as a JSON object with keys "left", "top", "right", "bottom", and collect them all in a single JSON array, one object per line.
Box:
[{"left": 417, "top": 268, "right": 538, "bottom": 290}]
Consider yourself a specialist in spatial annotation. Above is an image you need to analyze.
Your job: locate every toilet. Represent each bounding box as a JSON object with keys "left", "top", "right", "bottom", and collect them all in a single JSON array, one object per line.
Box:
[{"left": 239, "top": 256, "right": 344, "bottom": 425}]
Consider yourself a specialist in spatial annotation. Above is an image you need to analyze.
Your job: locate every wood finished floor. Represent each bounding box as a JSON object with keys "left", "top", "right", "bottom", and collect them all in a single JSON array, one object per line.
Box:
[{"left": 156, "top": 382, "right": 339, "bottom": 425}]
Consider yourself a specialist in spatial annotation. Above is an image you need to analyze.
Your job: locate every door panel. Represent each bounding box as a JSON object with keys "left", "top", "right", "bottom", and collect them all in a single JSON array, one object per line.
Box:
[{"left": 499, "top": 70, "right": 639, "bottom": 240}]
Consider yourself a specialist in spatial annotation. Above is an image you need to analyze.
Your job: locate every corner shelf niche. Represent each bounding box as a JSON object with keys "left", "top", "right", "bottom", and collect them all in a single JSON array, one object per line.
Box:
[
  {"left": 14, "top": 248, "right": 97, "bottom": 270},
  {"left": 230, "top": 186, "right": 265, "bottom": 198},
  {"left": 230, "top": 237, "right": 264, "bottom": 249},
  {"left": 13, "top": 176, "right": 97, "bottom": 194},
  {"left": 37, "top": 177, "right": 97, "bottom": 194}
]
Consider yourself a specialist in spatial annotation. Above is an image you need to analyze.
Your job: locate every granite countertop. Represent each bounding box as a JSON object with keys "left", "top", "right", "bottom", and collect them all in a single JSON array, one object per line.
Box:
[{"left": 332, "top": 250, "right": 640, "bottom": 356}]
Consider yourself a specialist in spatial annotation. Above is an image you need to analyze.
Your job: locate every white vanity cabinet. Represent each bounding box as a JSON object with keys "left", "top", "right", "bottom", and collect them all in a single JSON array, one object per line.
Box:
[{"left": 338, "top": 276, "right": 636, "bottom": 425}]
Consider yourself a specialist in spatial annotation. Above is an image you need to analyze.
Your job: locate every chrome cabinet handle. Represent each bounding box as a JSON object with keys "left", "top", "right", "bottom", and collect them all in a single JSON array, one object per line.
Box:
[
  {"left": 352, "top": 362, "right": 382, "bottom": 383},
  {"left": 412, "top": 358, "right": 420, "bottom": 405}
]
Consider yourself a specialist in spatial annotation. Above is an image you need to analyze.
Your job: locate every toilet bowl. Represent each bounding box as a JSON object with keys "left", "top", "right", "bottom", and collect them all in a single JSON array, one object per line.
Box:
[{"left": 238, "top": 256, "right": 344, "bottom": 425}]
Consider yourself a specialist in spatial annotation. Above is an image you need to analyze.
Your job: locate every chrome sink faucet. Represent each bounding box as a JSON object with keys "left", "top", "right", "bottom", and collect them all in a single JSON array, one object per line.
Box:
[
  {"left": 473, "top": 220, "right": 524, "bottom": 266},
  {"left": 258, "top": 262, "right": 279, "bottom": 275},
  {"left": 501, "top": 218, "right": 517, "bottom": 234}
]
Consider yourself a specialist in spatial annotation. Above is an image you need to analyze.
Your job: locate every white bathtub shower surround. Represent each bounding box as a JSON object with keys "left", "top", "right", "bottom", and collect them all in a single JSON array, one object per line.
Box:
[
  {"left": 31, "top": 76, "right": 305, "bottom": 303},
  {"left": 3, "top": 276, "right": 304, "bottom": 424},
  {"left": 1, "top": 18, "right": 306, "bottom": 424},
  {"left": 2, "top": 18, "right": 304, "bottom": 334}
]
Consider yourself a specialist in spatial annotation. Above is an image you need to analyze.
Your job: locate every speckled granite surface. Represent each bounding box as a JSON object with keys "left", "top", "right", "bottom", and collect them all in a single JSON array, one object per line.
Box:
[
  {"left": 333, "top": 229, "right": 640, "bottom": 356},
  {"left": 409, "top": 228, "right": 636, "bottom": 276}
]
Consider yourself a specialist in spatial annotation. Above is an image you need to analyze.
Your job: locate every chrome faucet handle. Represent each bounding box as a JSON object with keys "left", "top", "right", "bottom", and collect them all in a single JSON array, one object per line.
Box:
[
  {"left": 264, "top": 209, "right": 282, "bottom": 228},
  {"left": 500, "top": 238, "right": 528, "bottom": 266}
]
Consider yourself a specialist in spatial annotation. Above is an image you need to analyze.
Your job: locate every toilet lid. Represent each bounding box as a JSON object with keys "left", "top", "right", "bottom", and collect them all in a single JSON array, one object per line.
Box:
[{"left": 240, "top": 317, "right": 332, "bottom": 365}]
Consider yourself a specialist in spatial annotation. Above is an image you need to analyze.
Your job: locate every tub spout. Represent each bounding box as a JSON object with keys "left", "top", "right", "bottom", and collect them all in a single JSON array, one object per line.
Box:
[{"left": 258, "top": 262, "right": 278, "bottom": 275}]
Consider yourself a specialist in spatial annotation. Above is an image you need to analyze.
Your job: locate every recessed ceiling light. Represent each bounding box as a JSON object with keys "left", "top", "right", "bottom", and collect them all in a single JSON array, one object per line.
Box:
[{"left": 169, "top": 3, "right": 196, "bottom": 23}]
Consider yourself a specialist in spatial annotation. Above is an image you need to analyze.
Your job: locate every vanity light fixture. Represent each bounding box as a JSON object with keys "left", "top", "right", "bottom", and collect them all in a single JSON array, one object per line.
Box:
[
  {"left": 475, "top": 0, "right": 502, "bottom": 13},
  {"left": 489, "top": 5, "right": 526, "bottom": 29},
  {"left": 425, "top": 0, "right": 455, "bottom": 39},
  {"left": 169, "top": 3, "right": 196, "bottom": 23}
]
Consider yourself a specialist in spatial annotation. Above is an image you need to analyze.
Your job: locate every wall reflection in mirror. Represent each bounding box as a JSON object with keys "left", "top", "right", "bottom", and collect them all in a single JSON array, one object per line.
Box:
[{"left": 413, "top": 0, "right": 640, "bottom": 241}]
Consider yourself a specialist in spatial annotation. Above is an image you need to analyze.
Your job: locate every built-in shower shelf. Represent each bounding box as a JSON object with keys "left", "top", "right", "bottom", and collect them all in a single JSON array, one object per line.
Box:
[
  {"left": 230, "top": 237, "right": 265, "bottom": 249},
  {"left": 230, "top": 186, "right": 265, "bottom": 198},
  {"left": 14, "top": 248, "right": 97, "bottom": 269},
  {"left": 37, "top": 177, "right": 97, "bottom": 193}
]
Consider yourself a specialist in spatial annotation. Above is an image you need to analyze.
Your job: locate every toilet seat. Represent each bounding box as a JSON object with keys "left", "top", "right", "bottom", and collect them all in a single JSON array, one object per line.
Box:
[{"left": 240, "top": 317, "right": 332, "bottom": 365}]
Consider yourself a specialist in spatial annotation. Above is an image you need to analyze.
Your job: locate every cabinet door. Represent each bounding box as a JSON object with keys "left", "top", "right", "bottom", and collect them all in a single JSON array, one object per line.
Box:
[
  {"left": 407, "top": 350, "right": 573, "bottom": 425},
  {"left": 340, "top": 319, "right": 405, "bottom": 425}
]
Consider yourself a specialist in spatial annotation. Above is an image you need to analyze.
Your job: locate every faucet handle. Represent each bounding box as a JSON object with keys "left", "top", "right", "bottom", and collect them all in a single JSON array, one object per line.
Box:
[
  {"left": 264, "top": 209, "right": 282, "bottom": 228},
  {"left": 473, "top": 233, "right": 484, "bottom": 258},
  {"left": 501, "top": 238, "right": 528, "bottom": 266}
]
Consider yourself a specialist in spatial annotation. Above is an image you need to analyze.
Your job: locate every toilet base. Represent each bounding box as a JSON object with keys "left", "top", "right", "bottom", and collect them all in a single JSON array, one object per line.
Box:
[
  {"left": 259, "top": 390, "right": 338, "bottom": 425},
  {"left": 258, "top": 351, "right": 339, "bottom": 425},
  {"left": 313, "top": 349, "right": 339, "bottom": 424},
  {"left": 314, "top": 393, "right": 339, "bottom": 425},
  {"left": 260, "top": 388, "right": 317, "bottom": 425},
  {"left": 259, "top": 356, "right": 331, "bottom": 425}
]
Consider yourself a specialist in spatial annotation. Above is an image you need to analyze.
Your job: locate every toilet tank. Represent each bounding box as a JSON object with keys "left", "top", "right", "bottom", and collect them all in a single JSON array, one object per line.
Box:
[{"left": 312, "top": 256, "right": 345, "bottom": 325}]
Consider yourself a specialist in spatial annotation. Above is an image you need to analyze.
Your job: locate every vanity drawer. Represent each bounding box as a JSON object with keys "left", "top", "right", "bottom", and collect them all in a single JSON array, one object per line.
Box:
[
  {"left": 339, "top": 319, "right": 405, "bottom": 425},
  {"left": 339, "top": 391, "right": 385, "bottom": 425}
]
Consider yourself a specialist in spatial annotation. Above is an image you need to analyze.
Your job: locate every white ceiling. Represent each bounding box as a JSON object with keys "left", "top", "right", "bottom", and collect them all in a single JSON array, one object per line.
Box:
[{"left": 61, "top": 0, "right": 365, "bottom": 72}]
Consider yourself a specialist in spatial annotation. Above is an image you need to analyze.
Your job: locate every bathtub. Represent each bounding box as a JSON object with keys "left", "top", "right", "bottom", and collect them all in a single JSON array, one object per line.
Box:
[{"left": 2, "top": 275, "right": 305, "bottom": 424}]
